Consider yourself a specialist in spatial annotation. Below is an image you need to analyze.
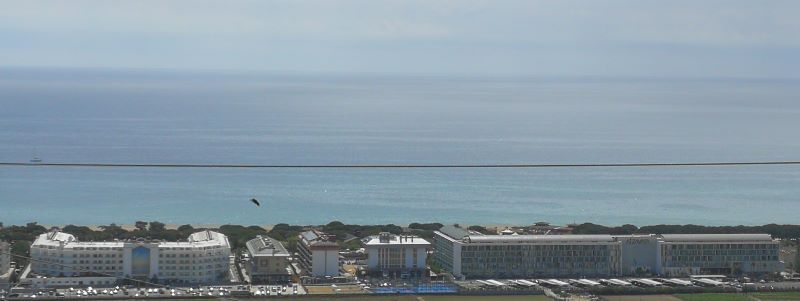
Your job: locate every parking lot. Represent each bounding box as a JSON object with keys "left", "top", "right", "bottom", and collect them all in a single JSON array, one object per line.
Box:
[{"left": 2, "top": 283, "right": 306, "bottom": 299}]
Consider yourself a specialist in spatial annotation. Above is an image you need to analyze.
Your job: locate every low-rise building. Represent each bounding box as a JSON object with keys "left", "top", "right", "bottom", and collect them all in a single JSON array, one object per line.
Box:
[
  {"left": 433, "top": 226, "right": 783, "bottom": 279},
  {"left": 244, "top": 235, "right": 292, "bottom": 284},
  {"left": 363, "top": 232, "right": 429, "bottom": 277},
  {"left": 30, "top": 230, "right": 231, "bottom": 285},
  {"left": 297, "top": 230, "right": 340, "bottom": 277}
]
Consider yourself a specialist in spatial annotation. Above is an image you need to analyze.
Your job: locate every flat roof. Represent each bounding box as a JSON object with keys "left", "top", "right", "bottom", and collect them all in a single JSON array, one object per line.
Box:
[
  {"left": 32, "top": 230, "right": 230, "bottom": 248},
  {"left": 246, "top": 235, "right": 290, "bottom": 257},
  {"left": 437, "top": 231, "right": 776, "bottom": 245},
  {"left": 466, "top": 234, "right": 616, "bottom": 244},
  {"left": 659, "top": 234, "right": 774, "bottom": 242},
  {"left": 437, "top": 225, "right": 470, "bottom": 240},
  {"left": 362, "top": 234, "right": 430, "bottom": 246}
]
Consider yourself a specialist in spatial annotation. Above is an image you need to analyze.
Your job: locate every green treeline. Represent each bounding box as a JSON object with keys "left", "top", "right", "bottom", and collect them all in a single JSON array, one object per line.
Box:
[
  {"left": 3, "top": 221, "right": 800, "bottom": 268},
  {"left": 572, "top": 223, "right": 800, "bottom": 239}
]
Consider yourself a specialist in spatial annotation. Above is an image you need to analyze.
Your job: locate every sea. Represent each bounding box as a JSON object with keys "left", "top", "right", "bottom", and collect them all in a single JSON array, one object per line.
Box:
[{"left": 1, "top": 67, "right": 799, "bottom": 227}]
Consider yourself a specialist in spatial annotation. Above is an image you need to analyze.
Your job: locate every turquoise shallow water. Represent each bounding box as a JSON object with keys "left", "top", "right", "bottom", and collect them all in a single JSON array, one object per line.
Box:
[
  {"left": 1, "top": 68, "right": 799, "bottom": 226},
  {"left": 1, "top": 165, "right": 799, "bottom": 226}
]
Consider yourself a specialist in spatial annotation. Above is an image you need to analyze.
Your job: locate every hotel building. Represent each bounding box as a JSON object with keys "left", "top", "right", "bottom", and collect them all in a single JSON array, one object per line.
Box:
[
  {"left": 363, "top": 232, "right": 429, "bottom": 276},
  {"left": 29, "top": 230, "right": 231, "bottom": 285},
  {"left": 433, "top": 226, "right": 783, "bottom": 279},
  {"left": 297, "top": 230, "right": 340, "bottom": 277},
  {"left": 656, "top": 234, "right": 782, "bottom": 276},
  {"left": 243, "top": 235, "right": 292, "bottom": 284}
]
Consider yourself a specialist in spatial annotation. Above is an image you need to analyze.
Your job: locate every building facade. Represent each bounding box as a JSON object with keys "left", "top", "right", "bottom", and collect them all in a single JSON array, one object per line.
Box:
[
  {"left": 30, "top": 230, "right": 231, "bottom": 285},
  {"left": 433, "top": 226, "right": 783, "bottom": 279},
  {"left": 656, "top": 234, "right": 782, "bottom": 276},
  {"left": 244, "top": 235, "right": 291, "bottom": 284},
  {"left": 0, "top": 240, "right": 10, "bottom": 274},
  {"left": 297, "top": 230, "right": 340, "bottom": 277},
  {"left": 434, "top": 226, "right": 619, "bottom": 279},
  {"left": 363, "top": 232, "right": 429, "bottom": 276},
  {"left": 1, "top": 240, "right": 11, "bottom": 289}
]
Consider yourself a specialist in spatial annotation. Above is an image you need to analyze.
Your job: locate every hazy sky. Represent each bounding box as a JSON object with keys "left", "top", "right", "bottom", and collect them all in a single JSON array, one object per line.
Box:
[{"left": 2, "top": 0, "right": 799, "bottom": 77}]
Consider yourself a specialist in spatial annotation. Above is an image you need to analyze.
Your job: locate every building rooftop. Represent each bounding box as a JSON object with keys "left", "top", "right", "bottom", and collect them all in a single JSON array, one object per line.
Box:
[
  {"left": 246, "top": 235, "right": 290, "bottom": 257},
  {"left": 300, "top": 229, "right": 340, "bottom": 249},
  {"left": 658, "top": 234, "right": 774, "bottom": 242},
  {"left": 362, "top": 233, "right": 430, "bottom": 246},
  {"left": 465, "top": 234, "right": 616, "bottom": 244},
  {"left": 32, "top": 230, "right": 229, "bottom": 248},
  {"left": 437, "top": 225, "right": 470, "bottom": 240},
  {"left": 46, "top": 231, "right": 77, "bottom": 243},
  {"left": 436, "top": 231, "right": 778, "bottom": 245}
]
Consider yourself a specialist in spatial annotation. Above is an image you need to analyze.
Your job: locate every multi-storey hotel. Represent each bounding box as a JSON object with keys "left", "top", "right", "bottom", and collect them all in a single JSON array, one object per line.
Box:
[
  {"left": 656, "top": 234, "right": 782, "bottom": 276},
  {"left": 434, "top": 226, "right": 618, "bottom": 279},
  {"left": 433, "top": 226, "right": 783, "bottom": 279},
  {"left": 363, "top": 232, "right": 429, "bottom": 276},
  {"left": 297, "top": 230, "right": 340, "bottom": 277},
  {"left": 29, "top": 230, "right": 231, "bottom": 285},
  {"left": 243, "top": 235, "right": 292, "bottom": 284}
]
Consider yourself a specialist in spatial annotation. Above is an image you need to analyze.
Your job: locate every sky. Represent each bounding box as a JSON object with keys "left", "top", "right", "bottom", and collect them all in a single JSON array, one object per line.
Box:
[{"left": 1, "top": 0, "right": 800, "bottom": 77}]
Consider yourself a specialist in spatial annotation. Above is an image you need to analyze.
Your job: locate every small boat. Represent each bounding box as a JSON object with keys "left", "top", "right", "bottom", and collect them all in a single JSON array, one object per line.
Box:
[{"left": 30, "top": 148, "right": 43, "bottom": 163}]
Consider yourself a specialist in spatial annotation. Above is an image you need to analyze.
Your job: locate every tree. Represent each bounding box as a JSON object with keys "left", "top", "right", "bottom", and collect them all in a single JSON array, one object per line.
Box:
[
  {"left": 11, "top": 241, "right": 32, "bottom": 267},
  {"left": 268, "top": 224, "right": 303, "bottom": 241},
  {"left": 618, "top": 224, "right": 639, "bottom": 234},
  {"left": 99, "top": 224, "right": 126, "bottom": 240},
  {"left": 63, "top": 225, "right": 95, "bottom": 240},
  {"left": 409, "top": 223, "right": 443, "bottom": 231},
  {"left": 468, "top": 225, "right": 490, "bottom": 234},
  {"left": 177, "top": 224, "right": 193, "bottom": 232},
  {"left": 134, "top": 221, "right": 148, "bottom": 231},
  {"left": 148, "top": 221, "right": 166, "bottom": 232},
  {"left": 177, "top": 224, "right": 194, "bottom": 236},
  {"left": 218, "top": 224, "right": 269, "bottom": 251}
]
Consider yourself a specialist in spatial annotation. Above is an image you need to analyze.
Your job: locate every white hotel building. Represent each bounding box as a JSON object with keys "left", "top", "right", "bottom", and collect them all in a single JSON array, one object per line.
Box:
[
  {"left": 656, "top": 234, "right": 783, "bottom": 276},
  {"left": 434, "top": 226, "right": 783, "bottom": 279},
  {"left": 297, "top": 230, "right": 340, "bottom": 278},
  {"left": 30, "top": 230, "right": 231, "bottom": 285},
  {"left": 363, "top": 232, "right": 429, "bottom": 276}
]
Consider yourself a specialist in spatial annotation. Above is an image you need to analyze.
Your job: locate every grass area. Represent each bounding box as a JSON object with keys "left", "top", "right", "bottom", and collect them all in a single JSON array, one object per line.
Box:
[
  {"left": 675, "top": 293, "right": 752, "bottom": 301},
  {"left": 247, "top": 296, "right": 551, "bottom": 301},
  {"left": 603, "top": 296, "right": 682, "bottom": 301},
  {"left": 752, "top": 292, "right": 800, "bottom": 300},
  {"left": 422, "top": 296, "right": 552, "bottom": 301}
]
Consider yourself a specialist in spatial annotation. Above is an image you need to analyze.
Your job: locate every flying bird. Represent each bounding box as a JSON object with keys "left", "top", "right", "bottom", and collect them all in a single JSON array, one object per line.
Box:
[{"left": 250, "top": 198, "right": 260, "bottom": 207}]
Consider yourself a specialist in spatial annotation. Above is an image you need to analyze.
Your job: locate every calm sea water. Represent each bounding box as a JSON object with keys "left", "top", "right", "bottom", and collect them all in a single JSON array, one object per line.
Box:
[{"left": 1, "top": 68, "right": 799, "bottom": 226}]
